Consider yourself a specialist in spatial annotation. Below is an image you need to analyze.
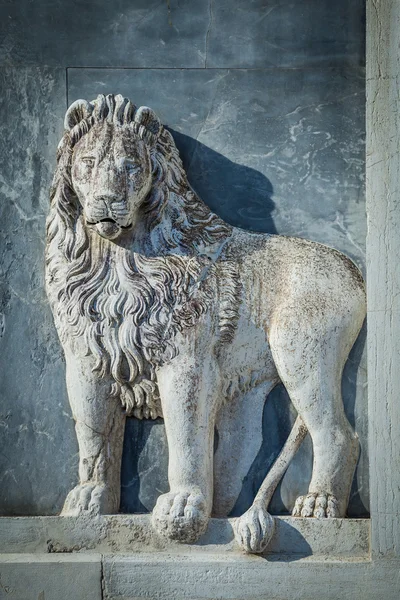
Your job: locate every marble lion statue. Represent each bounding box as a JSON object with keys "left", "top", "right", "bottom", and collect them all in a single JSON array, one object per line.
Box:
[{"left": 45, "top": 94, "right": 366, "bottom": 554}]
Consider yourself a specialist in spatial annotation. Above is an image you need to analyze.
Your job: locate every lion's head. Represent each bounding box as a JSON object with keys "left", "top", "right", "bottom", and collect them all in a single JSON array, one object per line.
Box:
[
  {"left": 48, "top": 93, "right": 231, "bottom": 257},
  {"left": 66, "top": 98, "right": 157, "bottom": 242},
  {"left": 45, "top": 94, "right": 239, "bottom": 419}
]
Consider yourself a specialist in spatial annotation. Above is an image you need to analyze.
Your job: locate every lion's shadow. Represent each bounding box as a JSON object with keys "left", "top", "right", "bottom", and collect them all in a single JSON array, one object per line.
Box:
[{"left": 171, "top": 129, "right": 278, "bottom": 234}]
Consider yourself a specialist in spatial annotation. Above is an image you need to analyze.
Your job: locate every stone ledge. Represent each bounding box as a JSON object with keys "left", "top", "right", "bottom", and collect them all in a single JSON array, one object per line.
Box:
[
  {"left": 0, "top": 515, "right": 369, "bottom": 558},
  {"left": 2, "top": 552, "right": 399, "bottom": 600},
  {"left": 101, "top": 554, "right": 399, "bottom": 600},
  {"left": 0, "top": 554, "right": 102, "bottom": 600}
]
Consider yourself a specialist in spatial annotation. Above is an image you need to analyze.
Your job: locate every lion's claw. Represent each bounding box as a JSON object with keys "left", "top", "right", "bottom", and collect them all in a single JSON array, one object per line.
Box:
[
  {"left": 152, "top": 490, "right": 209, "bottom": 543},
  {"left": 235, "top": 503, "right": 275, "bottom": 554},
  {"left": 61, "top": 483, "right": 118, "bottom": 515},
  {"left": 292, "top": 492, "right": 340, "bottom": 518}
]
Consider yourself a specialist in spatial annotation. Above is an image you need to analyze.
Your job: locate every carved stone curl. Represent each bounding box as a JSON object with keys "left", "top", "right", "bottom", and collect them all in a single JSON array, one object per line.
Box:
[{"left": 45, "top": 94, "right": 366, "bottom": 553}]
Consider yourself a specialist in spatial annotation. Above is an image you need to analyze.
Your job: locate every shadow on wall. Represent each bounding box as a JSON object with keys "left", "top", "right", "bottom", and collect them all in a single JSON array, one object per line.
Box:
[
  {"left": 342, "top": 321, "right": 368, "bottom": 517},
  {"left": 231, "top": 321, "right": 368, "bottom": 518},
  {"left": 171, "top": 129, "right": 278, "bottom": 234}
]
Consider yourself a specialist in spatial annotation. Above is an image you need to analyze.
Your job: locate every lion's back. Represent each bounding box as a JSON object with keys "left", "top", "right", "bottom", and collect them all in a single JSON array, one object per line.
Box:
[{"left": 223, "top": 228, "right": 366, "bottom": 328}]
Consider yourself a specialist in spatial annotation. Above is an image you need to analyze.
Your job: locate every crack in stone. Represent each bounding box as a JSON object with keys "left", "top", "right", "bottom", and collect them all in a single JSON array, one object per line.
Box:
[
  {"left": 101, "top": 555, "right": 105, "bottom": 599},
  {"left": 204, "top": 0, "right": 214, "bottom": 68}
]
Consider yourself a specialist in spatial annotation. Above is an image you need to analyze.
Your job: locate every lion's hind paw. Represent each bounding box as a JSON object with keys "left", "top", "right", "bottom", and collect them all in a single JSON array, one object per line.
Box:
[
  {"left": 152, "top": 490, "right": 209, "bottom": 543},
  {"left": 292, "top": 492, "right": 340, "bottom": 518},
  {"left": 235, "top": 503, "right": 275, "bottom": 554}
]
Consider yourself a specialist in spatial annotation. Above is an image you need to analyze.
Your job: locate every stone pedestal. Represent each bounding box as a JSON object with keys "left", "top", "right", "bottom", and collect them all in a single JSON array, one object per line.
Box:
[{"left": 0, "top": 515, "right": 371, "bottom": 600}]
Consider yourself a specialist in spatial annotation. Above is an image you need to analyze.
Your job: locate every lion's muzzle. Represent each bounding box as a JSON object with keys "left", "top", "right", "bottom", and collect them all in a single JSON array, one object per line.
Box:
[
  {"left": 86, "top": 217, "right": 132, "bottom": 240},
  {"left": 85, "top": 192, "right": 133, "bottom": 239},
  {"left": 95, "top": 219, "right": 122, "bottom": 240}
]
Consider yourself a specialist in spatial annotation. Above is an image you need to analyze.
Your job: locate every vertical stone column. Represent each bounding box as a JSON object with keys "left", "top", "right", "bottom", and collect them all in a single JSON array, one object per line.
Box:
[{"left": 367, "top": 0, "right": 400, "bottom": 558}]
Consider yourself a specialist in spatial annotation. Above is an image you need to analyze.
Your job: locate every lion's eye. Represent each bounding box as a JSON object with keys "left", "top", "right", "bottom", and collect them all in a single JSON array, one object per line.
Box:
[
  {"left": 125, "top": 161, "right": 141, "bottom": 177},
  {"left": 82, "top": 157, "right": 95, "bottom": 168}
]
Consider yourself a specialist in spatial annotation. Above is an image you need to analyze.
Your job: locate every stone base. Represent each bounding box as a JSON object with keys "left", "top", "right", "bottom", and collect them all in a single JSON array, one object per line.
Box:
[
  {"left": 0, "top": 515, "right": 369, "bottom": 558},
  {"left": 0, "top": 516, "right": 380, "bottom": 600}
]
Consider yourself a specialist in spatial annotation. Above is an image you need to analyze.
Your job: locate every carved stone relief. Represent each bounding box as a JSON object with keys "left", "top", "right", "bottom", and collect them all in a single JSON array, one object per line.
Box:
[{"left": 45, "top": 94, "right": 366, "bottom": 553}]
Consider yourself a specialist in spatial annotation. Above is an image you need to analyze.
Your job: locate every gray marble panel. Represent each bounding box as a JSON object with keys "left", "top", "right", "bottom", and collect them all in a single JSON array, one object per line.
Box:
[
  {"left": 0, "top": 68, "right": 77, "bottom": 515},
  {"left": 0, "top": 0, "right": 209, "bottom": 68},
  {"left": 68, "top": 67, "right": 368, "bottom": 517},
  {"left": 206, "top": 0, "right": 366, "bottom": 68}
]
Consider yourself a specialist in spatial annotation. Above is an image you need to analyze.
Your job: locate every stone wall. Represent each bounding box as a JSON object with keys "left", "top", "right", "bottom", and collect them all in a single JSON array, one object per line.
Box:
[{"left": 0, "top": 1, "right": 367, "bottom": 517}]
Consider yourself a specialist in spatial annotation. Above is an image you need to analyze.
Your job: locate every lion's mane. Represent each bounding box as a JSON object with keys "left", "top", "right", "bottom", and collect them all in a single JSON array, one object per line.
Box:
[{"left": 45, "top": 94, "right": 241, "bottom": 419}]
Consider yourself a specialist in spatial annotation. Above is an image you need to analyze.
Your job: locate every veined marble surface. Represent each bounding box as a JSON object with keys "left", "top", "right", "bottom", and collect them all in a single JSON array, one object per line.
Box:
[{"left": 0, "top": 68, "right": 75, "bottom": 515}]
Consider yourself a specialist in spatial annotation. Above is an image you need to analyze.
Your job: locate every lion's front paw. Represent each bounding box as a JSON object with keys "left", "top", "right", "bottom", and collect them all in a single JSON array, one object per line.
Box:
[
  {"left": 235, "top": 503, "right": 275, "bottom": 554},
  {"left": 152, "top": 489, "right": 209, "bottom": 543},
  {"left": 61, "top": 483, "right": 118, "bottom": 516},
  {"left": 292, "top": 492, "right": 340, "bottom": 518}
]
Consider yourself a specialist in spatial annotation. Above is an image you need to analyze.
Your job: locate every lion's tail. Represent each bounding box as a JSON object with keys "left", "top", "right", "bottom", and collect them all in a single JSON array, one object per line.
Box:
[{"left": 253, "top": 416, "right": 308, "bottom": 509}]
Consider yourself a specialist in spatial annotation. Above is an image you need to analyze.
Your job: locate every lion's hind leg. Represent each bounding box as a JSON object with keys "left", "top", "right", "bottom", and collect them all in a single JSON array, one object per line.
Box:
[{"left": 268, "top": 301, "right": 363, "bottom": 518}]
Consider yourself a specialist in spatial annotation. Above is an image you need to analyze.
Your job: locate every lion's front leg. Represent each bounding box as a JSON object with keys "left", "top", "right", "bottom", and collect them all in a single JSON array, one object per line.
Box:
[
  {"left": 152, "top": 338, "right": 220, "bottom": 543},
  {"left": 62, "top": 349, "right": 126, "bottom": 516}
]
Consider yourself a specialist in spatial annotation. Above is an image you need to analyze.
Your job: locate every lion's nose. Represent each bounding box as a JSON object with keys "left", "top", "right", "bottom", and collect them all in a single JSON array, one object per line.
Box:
[{"left": 94, "top": 194, "right": 122, "bottom": 207}]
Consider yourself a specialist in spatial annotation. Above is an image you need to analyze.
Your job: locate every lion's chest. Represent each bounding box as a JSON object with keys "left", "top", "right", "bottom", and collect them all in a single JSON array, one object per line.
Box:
[{"left": 51, "top": 249, "right": 218, "bottom": 418}]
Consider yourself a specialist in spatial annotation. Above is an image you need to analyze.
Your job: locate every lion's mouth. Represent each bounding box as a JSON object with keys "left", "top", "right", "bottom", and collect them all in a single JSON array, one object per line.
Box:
[{"left": 86, "top": 218, "right": 132, "bottom": 240}]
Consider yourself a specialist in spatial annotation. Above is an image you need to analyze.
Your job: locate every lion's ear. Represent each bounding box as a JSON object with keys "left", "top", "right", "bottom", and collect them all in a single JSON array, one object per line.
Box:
[
  {"left": 64, "top": 99, "right": 93, "bottom": 131},
  {"left": 134, "top": 106, "right": 161, "bottom": 144}
]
